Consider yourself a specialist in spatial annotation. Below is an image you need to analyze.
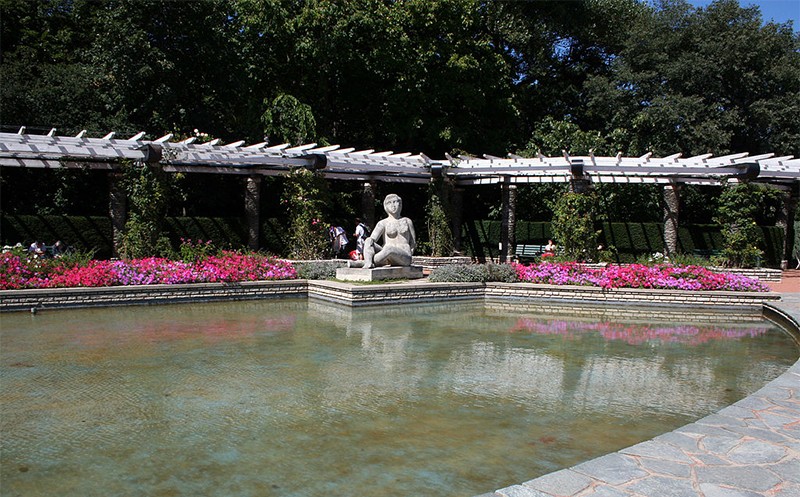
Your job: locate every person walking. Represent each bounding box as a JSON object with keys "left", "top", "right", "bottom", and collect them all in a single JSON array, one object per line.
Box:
[
  {"left": 353, "top": 217, "right": 370, "bottom": 260},
  {"left": 328, "top": 225, "right": 349, "bottom": 259}
]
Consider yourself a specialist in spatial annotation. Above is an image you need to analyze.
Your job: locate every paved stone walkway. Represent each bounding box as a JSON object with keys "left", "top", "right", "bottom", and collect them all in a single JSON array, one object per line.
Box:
[{"left": 480, "top": 274, "right": 800, "bottom": 497}]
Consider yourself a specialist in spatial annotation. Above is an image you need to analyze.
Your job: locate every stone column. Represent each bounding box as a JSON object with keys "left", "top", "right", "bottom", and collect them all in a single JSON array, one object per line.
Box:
[
  {"left": 777, "top": 183, "right": 799, "bottom": 269},
  {"left": 362, "top": 180, "right": 376, "bottom": 227},
  {"left": 662, "top": 182, "right": 681, "bottom": 259},
  {"left": 245, "top": 175, "right": 262, "bottom": 251},
  {"left": 108, "top": 171, "right": 127, "bottom": 258},
  {"left": 500, "top": 181, "right": 517, "bottom": 263},
  {"left": 451, "top": 187, "right": 464, "bottom": 254}
]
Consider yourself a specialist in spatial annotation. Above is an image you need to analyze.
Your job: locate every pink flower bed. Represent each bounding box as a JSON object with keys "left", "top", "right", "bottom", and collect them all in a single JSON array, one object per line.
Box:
[
  {"left": 0, "top": 252, "right": 297, "bottom": 290},
  {"left": 513, "top": 262, "right": 769, "bottom": 292}
]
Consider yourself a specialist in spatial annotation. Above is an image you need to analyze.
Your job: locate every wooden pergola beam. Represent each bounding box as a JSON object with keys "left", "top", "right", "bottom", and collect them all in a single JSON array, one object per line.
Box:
[{"left": 1, "top": 130, "right": 797, "bottom": 186}]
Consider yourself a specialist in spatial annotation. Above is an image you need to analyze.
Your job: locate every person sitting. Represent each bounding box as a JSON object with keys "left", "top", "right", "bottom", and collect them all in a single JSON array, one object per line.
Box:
[
  {"left": 361, "top": 194, "right": 416, "bottom": 269},
  {"left": 52, "top": 240, "right": 67, "bottom": 258},
  {"left": 28, "top": 241, "right": 46, "bottom": 259},
  {"left": 542, "top": 239, "right": 556, "bottom": 259}
]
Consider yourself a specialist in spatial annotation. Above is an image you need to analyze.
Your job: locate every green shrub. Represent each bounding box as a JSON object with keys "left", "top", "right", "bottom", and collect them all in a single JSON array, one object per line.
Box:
[
  {"left": 54, "top": 247, "right": 97, "bottom": 269},
  {"left": 295, "top": 260, "right": 345, "bottom": 280},
  {"left": 178, "top": 238, "right": 218, "bottom": 263},
  {"left": 483, "top": 263, "right": 518, "bottom": 282},
  {"left": 429, "top": 264, "right": 484, "bottom": 282},
  {"left": 668, "top": 252, "right": 713, "bottom": 267},
  {"left": 601, "top": 222, "right": 664, "bottom": 256},
  {"left": 429, "top": 263, "right": 518, "bottom": 283}
]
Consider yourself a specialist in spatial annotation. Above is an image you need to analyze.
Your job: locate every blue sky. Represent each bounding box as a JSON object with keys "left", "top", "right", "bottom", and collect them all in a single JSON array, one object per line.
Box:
[{"left": 687, "top": 0, "right": 799, "bottom": 30}]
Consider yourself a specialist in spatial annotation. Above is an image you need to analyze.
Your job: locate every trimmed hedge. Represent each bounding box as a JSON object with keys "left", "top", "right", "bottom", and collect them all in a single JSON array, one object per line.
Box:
[
  {"left": 1, "top": 215, "right": 287, "bottom": 258},
  {"left": 1, "top": 214, "right": 785, "bottom": 267},
  {"left": 1, "top": 214, "right": 114, "bottom": 258},
  {"left": 461, "top": 219, "right": 784, "bottom": 267}
]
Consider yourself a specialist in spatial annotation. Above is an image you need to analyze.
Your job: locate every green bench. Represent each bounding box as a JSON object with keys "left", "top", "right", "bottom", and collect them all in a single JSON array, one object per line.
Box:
[
  {"left": 514, "top": 244, "right": 547, "bottom": 262},
  {"left": 692, "top": 249, "right": 722, "bottom": 258}
]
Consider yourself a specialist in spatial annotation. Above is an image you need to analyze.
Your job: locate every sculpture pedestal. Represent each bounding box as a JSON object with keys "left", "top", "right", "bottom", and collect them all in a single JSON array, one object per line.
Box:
[{"left": 336, "top": 265, "right": 424, "bottom": 282}]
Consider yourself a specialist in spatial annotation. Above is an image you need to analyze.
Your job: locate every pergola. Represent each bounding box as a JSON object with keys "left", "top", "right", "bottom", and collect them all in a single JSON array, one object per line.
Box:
[{"left": 2, "top": 127, "right": 799, "bottom": 263}]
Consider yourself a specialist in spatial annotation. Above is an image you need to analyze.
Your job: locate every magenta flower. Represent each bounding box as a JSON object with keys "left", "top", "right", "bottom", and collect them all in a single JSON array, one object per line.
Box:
[
  {"left": 0, "top": 252, "right": 298, "bottom": 290},
  {"left": 513, "top": 262, "right": 768, "bottom": 292}
]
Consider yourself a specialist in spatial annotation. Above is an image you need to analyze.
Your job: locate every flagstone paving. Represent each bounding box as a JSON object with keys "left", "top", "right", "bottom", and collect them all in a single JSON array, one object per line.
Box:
[{"left": 480, "top": 273, "right": 800, "bottom": 497}]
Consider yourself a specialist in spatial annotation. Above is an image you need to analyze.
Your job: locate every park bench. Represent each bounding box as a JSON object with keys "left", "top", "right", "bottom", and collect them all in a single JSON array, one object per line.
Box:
[
  {"left": 692, "top": 249, "right": 722, "bottom": 258},
  {"left": 514, "top": 244, "right": 547, "bottom": 263}
]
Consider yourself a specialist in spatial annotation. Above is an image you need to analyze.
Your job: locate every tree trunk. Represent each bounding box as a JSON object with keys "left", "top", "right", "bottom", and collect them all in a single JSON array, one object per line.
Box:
[
  {"left": 500, "top": 181, "right": 516, "bottom": 263},
  {"left": 108, "top": 171, "right": 127, "bottom": 258},
  {"left": 662, "top": 182, "right": 681, "bottom": 259},
  {"left": 245, "top": 175, "right": 262, "bottom": 251}
]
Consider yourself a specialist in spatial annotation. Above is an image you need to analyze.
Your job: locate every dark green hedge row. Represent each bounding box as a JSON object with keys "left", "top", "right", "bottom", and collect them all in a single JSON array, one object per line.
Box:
[
  {"left": 1, "top": 215, "right": 287, "bottom": 258},
  {"left": 161, "top": 217, "right": 287, "bottom": 255},
  {"left": 1, "top": 214, "right": 114, "bottom": 258},
  {"left": 462, "top": 220, "right": 784, "bottom": 267},
  {"left": 1, "top": 215, "right": 784, "bottom": 267}
]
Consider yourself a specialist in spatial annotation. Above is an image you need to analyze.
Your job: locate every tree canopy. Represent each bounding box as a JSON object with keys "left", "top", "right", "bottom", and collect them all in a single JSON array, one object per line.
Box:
[{"left": 2, "top": 0, "right": 797, "bottom": 158}]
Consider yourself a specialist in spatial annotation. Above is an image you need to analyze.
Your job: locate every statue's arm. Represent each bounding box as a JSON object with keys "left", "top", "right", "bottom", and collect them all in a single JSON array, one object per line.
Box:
[
  {"left": 369, "top": 220, "right": 385, "bottom": 242},
  {"left": 406, "top": 218, "right": 416, "bottom": 250}
]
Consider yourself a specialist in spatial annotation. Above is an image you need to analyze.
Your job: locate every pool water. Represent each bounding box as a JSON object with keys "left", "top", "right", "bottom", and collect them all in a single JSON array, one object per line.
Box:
[{"left": 1, "top": 299, "right": 796, "bottom": 497}]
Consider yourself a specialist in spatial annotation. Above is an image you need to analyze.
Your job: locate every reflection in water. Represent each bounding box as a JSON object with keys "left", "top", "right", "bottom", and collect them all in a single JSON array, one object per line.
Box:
[
  {"left": 1, "top": 299, "right": 796, "bottom": 497},
  {"left": 511, "top": 318, "right": 770, "bottom": 345}
]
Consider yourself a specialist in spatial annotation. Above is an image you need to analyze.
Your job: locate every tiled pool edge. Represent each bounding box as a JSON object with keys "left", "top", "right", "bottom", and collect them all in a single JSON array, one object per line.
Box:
[{"left": 1, "top": 280, "right": 797, "bottom": 497}]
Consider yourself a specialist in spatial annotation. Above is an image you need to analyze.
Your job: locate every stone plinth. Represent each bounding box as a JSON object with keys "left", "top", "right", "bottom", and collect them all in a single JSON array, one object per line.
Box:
[{"left": 336, "top": 265, "right": 424, "bottom": 282}]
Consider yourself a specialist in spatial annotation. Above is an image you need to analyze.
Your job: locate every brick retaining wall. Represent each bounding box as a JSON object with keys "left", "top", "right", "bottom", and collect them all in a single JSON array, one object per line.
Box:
[
  {"left": 307, "top": 280, "right": 485, "bottom": 306},
  {"left": 0, "top": 280, "right": 307, "bottom": 312},
  {"left": 0, "top": 279, "right": 779, "bottom": 314},
  {"left": 485, "top": 282, "right": 776, "bottom": 314}
]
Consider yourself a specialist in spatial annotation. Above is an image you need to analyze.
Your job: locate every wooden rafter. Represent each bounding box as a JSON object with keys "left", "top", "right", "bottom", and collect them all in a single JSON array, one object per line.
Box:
[{"left": 1, "top": 129, "right": 798, "bottom": 186}]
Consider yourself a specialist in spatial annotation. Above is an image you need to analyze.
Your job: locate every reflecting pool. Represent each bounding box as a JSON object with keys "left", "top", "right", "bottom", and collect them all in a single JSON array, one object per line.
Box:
[{"left": 1, "top": 300, "right": 797, "bottom": 497}]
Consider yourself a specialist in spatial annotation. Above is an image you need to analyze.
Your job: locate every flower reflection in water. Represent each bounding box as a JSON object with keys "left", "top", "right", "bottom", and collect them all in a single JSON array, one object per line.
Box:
[{"left": 511, "top": 318, "right": 769, "bottom": 345}]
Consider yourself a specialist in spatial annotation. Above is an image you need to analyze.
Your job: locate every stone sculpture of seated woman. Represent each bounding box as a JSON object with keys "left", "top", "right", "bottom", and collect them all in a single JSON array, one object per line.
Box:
[{"left": 358, "top": 193, "right": 416, "bottom": 269}]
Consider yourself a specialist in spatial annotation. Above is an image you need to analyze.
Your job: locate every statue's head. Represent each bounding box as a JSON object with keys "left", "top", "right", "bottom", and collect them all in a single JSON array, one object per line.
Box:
[{"left": 383, "top": 194, "right": 402, "bottom": 214}]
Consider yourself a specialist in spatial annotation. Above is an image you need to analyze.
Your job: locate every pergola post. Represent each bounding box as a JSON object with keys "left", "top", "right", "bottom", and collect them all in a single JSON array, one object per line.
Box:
[
  {"left": 361, "top": 180, "right": 376, "bottom": 228},
  {"left": 108, "top": 171, "right": 127, "bottom": 258},
  {"left": 245, "top": 175, "right": 262, "bottom": 251},
  {"left": 662, "top": 182, "right": 681, "bottom": 259},
  {"left": 500, "top": 180, "right": 517, "bottom": 263},
  {"left": 451, "top": 187, "right": 464, "bottom": 254},
  {"left": 777, "top": 182, "right": 799, "bottom": 270}
]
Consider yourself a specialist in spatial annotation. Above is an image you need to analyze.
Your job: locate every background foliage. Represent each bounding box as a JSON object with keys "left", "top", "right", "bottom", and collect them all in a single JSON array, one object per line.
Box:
[
  {"left": 2, "top": 0, "right": 796, "bottom": 155},
  {"left": 1, "top": 0, "right": 797, "bottom": 264}
]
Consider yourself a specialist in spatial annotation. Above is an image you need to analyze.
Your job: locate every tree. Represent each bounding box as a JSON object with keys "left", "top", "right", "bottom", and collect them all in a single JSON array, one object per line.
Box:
[
  {"left": 261, "top": 94, "right": 318, "bottom": 145},
  {"left": 585, "top": 0, "right": 800, "bottom": 156},
  {"left": 487, "top": 0, "right": 643, "bottom": 144},
  {"left": 1, "top": 0, "right": 260, "bottom": 140}
]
